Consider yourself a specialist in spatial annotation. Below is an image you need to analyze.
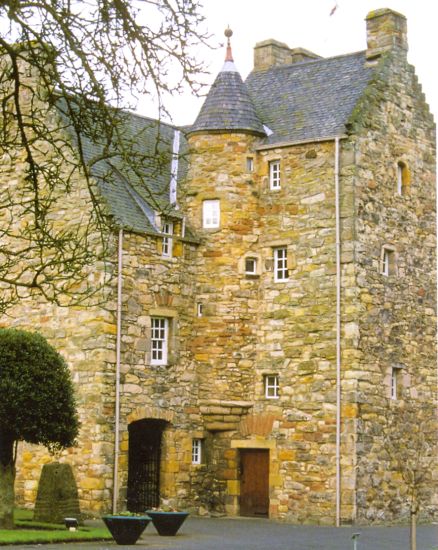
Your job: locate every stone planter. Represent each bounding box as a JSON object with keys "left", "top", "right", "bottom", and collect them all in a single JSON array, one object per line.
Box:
[
  {"left": 145, "top": 511, "right": 189, "bottom": 536},
  {"left": 102, "top": 515, "right": 151, "bottom": 545}
]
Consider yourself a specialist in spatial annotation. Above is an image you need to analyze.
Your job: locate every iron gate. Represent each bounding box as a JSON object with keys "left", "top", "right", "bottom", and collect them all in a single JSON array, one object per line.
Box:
[{"left": 127, "top": 419, "right": 167, "bottom": 512}]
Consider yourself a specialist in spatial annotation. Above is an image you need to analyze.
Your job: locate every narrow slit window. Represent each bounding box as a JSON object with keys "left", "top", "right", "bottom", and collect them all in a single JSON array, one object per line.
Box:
[
  {"left": 381, "top": 246, "right": 396, "bottom": 277},
  {"left": 192, "top": 439, "right": 203, "bottom": 464},
  {"left": 396, "top": 161, "right": 410, "bottom": 196},
  {"left": 391, "top": 367, "right": 401, "bottom": 399},
  {"left": 197, "top": 303, "right": 203, "bottom": 317},
  {"left": 246, "top": 157, "right": 254, "bottom": 172}
]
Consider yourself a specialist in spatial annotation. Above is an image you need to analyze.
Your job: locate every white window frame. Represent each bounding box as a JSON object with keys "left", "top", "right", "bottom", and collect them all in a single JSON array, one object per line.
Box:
[
  {"left": 197, "top": 303, "right": 204, "bottom": 317},
  {"left": 269, "top": 160, "right": 281, "bottom": 190},
  {"left": 202, "top": 200, "right": 220, "bottom": 228},
  {"left": 246, "top": 157, "right": 254, "bottom": 172},
  {"left": 162, "top": 221, "right": 173, "bottom": 258},
  {"left": 245, "top": 257, "right": 257, "bottom": 275},
  {"left": 192, "top": 439, "right": 203, "bottom": 464},
  {"left": 265, "top": 375, "right": 279, "bottom": 399},
  {"left": 381, "top": 246, "right": 396, "bottom": 277},
  {"left": 151, "top": 317, "right": 168, "bottom": 365},
  {"left": 391, "top": 367, "right": 401, "bottom": 400},
  {"left": 274, "top": 247, "right": 289, "bottom": 282}
]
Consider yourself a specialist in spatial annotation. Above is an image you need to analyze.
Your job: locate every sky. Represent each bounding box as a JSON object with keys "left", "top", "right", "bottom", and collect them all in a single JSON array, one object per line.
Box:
[{"left": 147, "top": 0, "right": 438, "bottom": 127}]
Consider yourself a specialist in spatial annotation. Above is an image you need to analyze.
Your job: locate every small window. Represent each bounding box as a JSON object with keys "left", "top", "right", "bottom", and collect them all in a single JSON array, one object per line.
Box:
[
  {"left": 274, "top": 247, "right": 289, "bottom": 282},
  {"left": 162, "top": 221, "right": 173, "bottom": 258},
  {"left": 246, "top": 157, "right": 254, "bottom": 172},
  {"left": 381, "top": 246, "right": 396, "bottom": 277},
  {"left": 151, "top": 317, "right": 168, "bottom": 365},
  {"left": 269, "top": 160, "right": 281, "bottom": 190},
  {"left": 391, "top": 367, "right": 401, "bottom": 400},
  {"left": 192, "top": 439, "right": 203, "bottom": 464},
  {"left": 396, "top": 161, "right": 410, "bottom": 196},
  {"left": 245, "top": 257, "right": 257, "bottom": 275},
  {"left": 203, "top": 200, "right": 220, "bottom": 228},
  {"left": 197, "top": 303, "right": 203, "bottom": 317},
  {"left": 264, "top": 375, "right": 279, "bottom": 399}
]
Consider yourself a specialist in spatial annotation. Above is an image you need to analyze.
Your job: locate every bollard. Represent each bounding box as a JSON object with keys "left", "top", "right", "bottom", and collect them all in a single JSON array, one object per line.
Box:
[{"left": 352, "top": 532, "right": 360, "bottom": 550}]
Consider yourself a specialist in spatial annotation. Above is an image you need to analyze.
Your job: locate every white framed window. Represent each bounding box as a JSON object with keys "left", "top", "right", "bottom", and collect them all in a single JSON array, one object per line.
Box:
[
  {"left": 151, "top": 317, "right": 168, "bottom": 365},
  {"left": 202, "top": 200, "right": 220, "bottom": 228},
  {"left": 246, "top": 157, "right": 254, "bottom": 172},
  {"left": 381, "top": 246, "right": 396, "bottom": 277},
  {"left": 192, "top": 439, "right": 203, "bottom": 464},
  {"left": 162, "top": 221, "right": 173, "bottom": 257},
  {"left": 391, "top": 367, "right": 401, "bottom": 399},
  {"left": 269, "top": 160, "right": 281, "bottom": 190},
  {"left": 264, "top": 375, "right": 279, "bottom": 399},
  {"left": 197, "top": 303, "right": 204, "bottom": 317},
  {"left": 274, "top": 247, "right": 289, "bottom": 281},
  {"left": 245, "top": 257, "right": 257, "bottom": 275}
]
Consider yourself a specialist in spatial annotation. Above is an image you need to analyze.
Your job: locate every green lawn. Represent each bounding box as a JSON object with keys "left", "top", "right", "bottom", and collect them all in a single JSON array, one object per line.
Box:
[{"left": 0, "top": 509, "right": 112, "bottom": 545}]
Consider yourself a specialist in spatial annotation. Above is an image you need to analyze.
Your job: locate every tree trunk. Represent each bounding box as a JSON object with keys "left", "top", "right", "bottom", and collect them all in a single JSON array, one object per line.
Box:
[
  {"left": 0, "top": 430, "right": 16, "bottom": 529},
  {"left": 410, "top": 502, "right": 418, "bottom": 550}
]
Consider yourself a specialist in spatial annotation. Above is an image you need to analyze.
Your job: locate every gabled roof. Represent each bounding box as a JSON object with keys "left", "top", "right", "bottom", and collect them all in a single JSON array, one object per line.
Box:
[
  {"left": 58, "top": 97, "right": 189, "bottom": 235},
  {"left": 189, "top": 63, "right": 266, "bottom": 136},
  {"left": 245, "top": 51, "right": 375, "bottom": 145}
]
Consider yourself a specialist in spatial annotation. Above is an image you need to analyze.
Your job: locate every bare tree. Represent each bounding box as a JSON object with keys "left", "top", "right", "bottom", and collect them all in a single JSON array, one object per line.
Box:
[
  {"left": 382, "top": 399, "right": 437, "bottom": 550},
  {"left": 0, "top": 0, "right": 207, "bottom": 314}
]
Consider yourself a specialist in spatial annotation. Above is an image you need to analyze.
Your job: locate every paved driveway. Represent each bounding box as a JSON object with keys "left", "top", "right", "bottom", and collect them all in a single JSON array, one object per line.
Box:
[{"left": 2, "top": 517, "right": 438, "bottom": 550}]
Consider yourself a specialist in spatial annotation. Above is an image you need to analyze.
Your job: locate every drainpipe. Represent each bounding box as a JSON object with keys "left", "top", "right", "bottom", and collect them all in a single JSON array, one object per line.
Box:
[
  {"left": 112, "top": 228, "right": 124, "bottom": 513},
  {"left": 334, "top": 137, "right": 341, "bottom": 527}
]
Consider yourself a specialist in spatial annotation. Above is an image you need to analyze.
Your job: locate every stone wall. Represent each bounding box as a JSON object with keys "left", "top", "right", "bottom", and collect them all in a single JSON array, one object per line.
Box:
[
  {"left": 181, "top": 132, "right": 359, "bottom": 524},
  {"left": 347, "top": 50, "right": 437, "bottom": 522}
]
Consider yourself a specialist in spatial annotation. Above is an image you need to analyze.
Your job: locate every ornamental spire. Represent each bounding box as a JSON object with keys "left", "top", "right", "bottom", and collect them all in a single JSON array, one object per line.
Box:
[{"left": 225, "top": 27, "right": 234, "bottom": 62}]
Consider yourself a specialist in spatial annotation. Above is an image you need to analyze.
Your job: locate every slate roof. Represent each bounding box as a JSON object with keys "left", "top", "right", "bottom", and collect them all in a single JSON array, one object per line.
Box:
[
  {"left": 189, "top": 63, "right": 266, "bottom": 136},
  {"left": 58, "top": 97, "right": 189, "bottom": 236},
  {"left": 245, "top": 51, "right": 375, "bottom": 145}
]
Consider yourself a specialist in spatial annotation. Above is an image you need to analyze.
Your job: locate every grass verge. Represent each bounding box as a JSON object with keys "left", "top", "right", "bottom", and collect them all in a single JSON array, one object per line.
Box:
[
  {"left": 0, "top": 509, "right": 112, "bottom": 545},
  {"left": 0, "top": 527, "right": 112, "bottom": 545}
]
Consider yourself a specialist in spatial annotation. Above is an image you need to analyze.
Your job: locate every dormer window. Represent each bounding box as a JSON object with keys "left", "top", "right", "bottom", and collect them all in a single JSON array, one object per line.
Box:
[
  {"left": 162, "top": 221, "right": 173, "bottom": 257},
  {"left": 269, "top": 160, "right": 281, "bottom": 190}
]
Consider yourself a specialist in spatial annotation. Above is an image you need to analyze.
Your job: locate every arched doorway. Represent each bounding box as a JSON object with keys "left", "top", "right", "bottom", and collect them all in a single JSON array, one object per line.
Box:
[{"left": 127, "top": 418, "right": 168, "bottom": 511}]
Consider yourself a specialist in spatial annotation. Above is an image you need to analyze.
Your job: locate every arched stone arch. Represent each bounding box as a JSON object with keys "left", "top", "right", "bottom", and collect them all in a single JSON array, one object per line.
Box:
[{"left": 126, "top": 406, "right": 174, "bottom": 425}]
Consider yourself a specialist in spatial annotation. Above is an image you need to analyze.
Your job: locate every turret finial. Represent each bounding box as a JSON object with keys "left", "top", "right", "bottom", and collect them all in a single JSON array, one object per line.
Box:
[{"left": 224, "top": 27, "right": 234, "bottom": 62}]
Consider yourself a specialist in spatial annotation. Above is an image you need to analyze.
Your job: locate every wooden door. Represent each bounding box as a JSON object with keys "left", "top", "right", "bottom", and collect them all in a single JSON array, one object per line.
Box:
[{"left": 240, "top": 449, "right": 269, "bottom": 517}]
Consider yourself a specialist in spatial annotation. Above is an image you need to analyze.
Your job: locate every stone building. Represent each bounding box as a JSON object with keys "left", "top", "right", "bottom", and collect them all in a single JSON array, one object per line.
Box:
[{"left": 4, "top": 8, "right": 437, "bottom": 525}]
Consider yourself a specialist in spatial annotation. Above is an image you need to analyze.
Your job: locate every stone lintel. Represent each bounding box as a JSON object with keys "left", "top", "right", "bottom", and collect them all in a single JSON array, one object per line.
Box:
[{"left": 199, "top": 399, "right": 253, "bottom": 409}]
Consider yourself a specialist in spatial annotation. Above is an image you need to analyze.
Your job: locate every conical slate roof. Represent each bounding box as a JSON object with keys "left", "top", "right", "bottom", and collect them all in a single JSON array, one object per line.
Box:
[{"left": 189, "top": 47, "right": 266, "bottom": 136}]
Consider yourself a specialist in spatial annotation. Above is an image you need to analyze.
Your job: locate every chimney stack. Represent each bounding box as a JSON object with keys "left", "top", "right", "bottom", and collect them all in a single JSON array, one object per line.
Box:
[
  {"left": 253, "top": 39, "right": 320, "bottom": 71},
  {"left": 366, "top": 8, "right": 407, "bottom": 61}
]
